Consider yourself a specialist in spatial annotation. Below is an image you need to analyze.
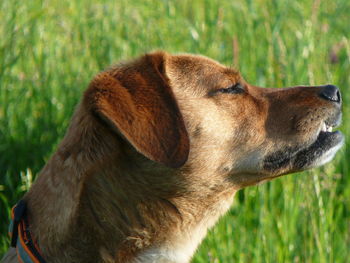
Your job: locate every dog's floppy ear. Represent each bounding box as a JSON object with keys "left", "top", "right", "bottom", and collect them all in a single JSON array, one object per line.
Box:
[{"left": 84, "top": 52, "right": 189, "bottom": 168}]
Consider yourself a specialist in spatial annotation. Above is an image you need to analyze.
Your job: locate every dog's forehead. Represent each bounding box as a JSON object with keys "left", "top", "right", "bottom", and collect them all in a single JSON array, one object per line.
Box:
[
  {"left": 168, "top": 53, "right": 240, "bottom": 78},
  {"left": 166, "top": 54, "right": 241, "bottom": 96}
]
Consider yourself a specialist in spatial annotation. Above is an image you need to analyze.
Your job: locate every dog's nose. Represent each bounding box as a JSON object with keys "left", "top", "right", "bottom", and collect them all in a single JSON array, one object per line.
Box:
[{"left": 319, "top": 85, "right": 341, "bottom": 103}]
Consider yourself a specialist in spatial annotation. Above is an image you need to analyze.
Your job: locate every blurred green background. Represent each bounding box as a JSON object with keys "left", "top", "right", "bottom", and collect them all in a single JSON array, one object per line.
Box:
[{"left": 0, "top": 0, "right": 349, "bottom": 262}]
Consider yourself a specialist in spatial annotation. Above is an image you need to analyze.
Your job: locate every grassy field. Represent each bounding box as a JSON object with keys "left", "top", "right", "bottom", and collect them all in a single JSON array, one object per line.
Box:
[{"left": 0, "top": 0, "right": 349, "bottom": 262}]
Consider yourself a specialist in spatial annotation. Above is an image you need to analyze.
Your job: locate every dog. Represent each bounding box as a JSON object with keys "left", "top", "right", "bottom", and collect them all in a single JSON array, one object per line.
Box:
[{"left": 2, "top": 51, "right": 343, "bottom": 263}]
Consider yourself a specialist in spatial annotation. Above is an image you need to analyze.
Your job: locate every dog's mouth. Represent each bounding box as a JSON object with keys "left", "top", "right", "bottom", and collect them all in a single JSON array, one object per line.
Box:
[{"left": 263, "top": 118, "right": 344, "bottom": 173}]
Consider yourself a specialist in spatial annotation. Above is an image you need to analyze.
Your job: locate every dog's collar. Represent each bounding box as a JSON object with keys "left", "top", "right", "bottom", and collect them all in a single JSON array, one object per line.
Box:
[{"left": 8, "top": 200, "right": 47, "bottom": 263}]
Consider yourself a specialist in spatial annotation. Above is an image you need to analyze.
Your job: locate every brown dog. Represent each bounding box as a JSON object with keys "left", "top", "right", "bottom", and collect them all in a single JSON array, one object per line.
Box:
[{"left": 2, "top": 51, "right": 343, "bottom": 263}]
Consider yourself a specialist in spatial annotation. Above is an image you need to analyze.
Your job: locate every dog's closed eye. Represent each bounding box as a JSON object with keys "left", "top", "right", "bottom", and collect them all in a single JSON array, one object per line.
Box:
[{"left": 217, "top": 83, "right": 245, "bottom": 94}]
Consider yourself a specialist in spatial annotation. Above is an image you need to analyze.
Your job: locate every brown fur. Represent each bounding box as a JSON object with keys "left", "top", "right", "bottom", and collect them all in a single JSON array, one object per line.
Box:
[{"left": 2, "top": 51, "right": 343, "bottom": 263}]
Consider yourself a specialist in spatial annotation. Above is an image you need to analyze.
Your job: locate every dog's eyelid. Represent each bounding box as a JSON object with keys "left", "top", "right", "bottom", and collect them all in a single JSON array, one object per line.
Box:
[{"left": 217, "top": 83, "right": 245, "bottom": 94}]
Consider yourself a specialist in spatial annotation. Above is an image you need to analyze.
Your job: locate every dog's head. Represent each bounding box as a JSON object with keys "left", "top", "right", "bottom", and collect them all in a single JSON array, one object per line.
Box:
[{"left": 84, "top": 51, "right": 343, "bottom": 188}]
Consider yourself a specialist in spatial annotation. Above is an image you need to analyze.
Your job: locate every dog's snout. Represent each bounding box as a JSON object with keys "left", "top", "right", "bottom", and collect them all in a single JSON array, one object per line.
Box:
[{"left": 319, "top": 85, "right": 341, "bottom": 103}]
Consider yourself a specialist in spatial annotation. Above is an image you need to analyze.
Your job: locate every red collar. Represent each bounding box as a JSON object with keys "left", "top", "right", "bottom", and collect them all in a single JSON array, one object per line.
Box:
[{"left": 8, "top": 200, "right": 47, "bottom": 263}]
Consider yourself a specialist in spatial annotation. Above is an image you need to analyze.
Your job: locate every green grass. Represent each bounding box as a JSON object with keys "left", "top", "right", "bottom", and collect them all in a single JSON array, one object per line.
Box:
[{"left": 0, "top": 0, "right": 349, "bottom": 262}]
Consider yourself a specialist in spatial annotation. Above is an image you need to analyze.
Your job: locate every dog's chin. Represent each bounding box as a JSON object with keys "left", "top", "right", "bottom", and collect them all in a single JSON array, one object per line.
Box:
[{"left": 263, "top": 130, "right": 344, "bottom": 174}]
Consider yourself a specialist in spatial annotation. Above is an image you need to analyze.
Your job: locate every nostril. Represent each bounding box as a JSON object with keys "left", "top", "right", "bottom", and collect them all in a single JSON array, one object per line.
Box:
[
  {"left": 336, "top": 89, "right": 341, "bottom": 102},
  {"left": 319, "top": 85, "right": 341, "bottom": 103}
]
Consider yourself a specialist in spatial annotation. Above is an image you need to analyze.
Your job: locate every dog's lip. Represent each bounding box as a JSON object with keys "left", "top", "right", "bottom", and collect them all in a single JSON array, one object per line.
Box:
[
  {"left": 292, "top": 129, "right": 344, "bottom": 169},
  {"left": 263, "top": 119, "right": 344, "bottom": 171},
  {"left": 315, "top": 117, "right": 343, "bottom": 144},
  {"left": 308, "top": 124, "right": 343, "bottom": 151},
  {"left": 296, "top": 123, "right": 344, "bottom": 160}
]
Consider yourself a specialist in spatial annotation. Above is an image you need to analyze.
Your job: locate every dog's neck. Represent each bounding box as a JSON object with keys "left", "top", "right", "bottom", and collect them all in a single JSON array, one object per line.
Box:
[{"left": 24, "top": 105, "right": 237, "bottom": 263}]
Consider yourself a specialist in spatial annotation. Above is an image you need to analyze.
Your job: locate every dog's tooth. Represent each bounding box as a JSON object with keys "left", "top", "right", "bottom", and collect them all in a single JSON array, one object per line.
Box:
[{"left": 321, "top": 122, "right": 326, "bottom": 132}]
